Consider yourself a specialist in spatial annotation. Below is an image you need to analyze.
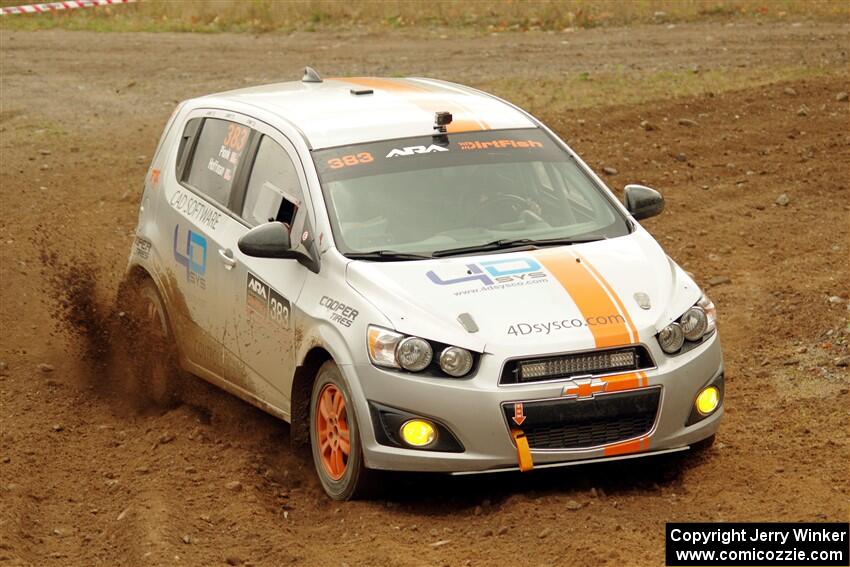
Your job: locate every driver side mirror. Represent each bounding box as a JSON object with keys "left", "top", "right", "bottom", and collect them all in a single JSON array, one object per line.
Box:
[
  {"left": 238, "top": 222, "right": 297, "bottom": 259},
  {"left": 623, "top": 184, "right": 665, "bottom": 221}
]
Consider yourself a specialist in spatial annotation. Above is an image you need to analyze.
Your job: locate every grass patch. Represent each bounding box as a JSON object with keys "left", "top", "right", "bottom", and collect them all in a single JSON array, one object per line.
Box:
[{"left": 0, "top": 0, "right": 846, "bottom": 33}]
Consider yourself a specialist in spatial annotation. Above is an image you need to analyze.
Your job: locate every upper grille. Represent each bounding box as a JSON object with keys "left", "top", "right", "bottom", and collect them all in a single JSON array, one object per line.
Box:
[{"left": 500, "top": 345, "right": 653, "bottom": 385}]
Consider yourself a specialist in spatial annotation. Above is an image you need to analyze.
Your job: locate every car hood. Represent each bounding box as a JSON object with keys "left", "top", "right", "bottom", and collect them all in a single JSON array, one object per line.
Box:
[{"left": 344, "top": 230, "right": 700, "bottom": 357}]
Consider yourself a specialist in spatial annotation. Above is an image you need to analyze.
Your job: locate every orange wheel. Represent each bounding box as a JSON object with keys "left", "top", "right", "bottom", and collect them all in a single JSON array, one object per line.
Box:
[
  {"left": 309, "top": 361, "right": 376, "bottom": 500},
  {"left": 315, "top": 384, "right": 351, "bottom": 481}
]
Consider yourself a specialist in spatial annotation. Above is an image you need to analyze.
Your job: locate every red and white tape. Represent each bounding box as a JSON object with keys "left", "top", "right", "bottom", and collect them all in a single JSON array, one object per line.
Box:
[{"left": 0, "top": 0, "right": 136, "bottom": 16}]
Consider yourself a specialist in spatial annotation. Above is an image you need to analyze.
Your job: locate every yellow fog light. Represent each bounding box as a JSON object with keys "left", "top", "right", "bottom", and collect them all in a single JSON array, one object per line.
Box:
[
  {"left": 695, "top": 386, "right": 720, "bottom": 416},
  {"left": 400, "top": 419, "right": 436, "bottom": 447}
]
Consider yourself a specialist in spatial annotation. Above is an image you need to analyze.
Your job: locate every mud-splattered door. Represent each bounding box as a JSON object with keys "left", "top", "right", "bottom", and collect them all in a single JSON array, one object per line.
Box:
[{"left": 222, "top": 134, "right": 310, "bottom": 415}]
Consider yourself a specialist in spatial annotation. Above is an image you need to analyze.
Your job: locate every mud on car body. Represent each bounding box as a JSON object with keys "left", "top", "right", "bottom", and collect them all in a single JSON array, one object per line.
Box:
[{"left": 128, "top": 68, "right": 723, "bottom": 500}]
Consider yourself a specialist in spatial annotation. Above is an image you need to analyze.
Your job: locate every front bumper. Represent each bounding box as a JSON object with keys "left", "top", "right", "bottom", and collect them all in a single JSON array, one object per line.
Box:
[{"left": 341, "top": 332, "right": 723, "bottom": 473}]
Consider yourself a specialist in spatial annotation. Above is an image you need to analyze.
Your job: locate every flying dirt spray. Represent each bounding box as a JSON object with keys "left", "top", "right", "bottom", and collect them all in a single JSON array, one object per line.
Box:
[{"left": 36, "top": 235, "right": 182, "bottom": 410}]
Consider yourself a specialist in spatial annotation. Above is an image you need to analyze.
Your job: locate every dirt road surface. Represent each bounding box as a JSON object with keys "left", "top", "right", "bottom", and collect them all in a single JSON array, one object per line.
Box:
[{"left": 1, "top": 21, "right": 849, "bottom": 567}]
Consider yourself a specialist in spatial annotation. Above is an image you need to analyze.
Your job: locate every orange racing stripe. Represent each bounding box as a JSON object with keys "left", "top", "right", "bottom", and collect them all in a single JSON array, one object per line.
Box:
[
  {"left": 533, "top": 250, "right": 636, "bottom": 348},
  {"left": 599, "top": 371, "right": 647, "bottom": 393},
  {"left": 600, "top": 371, "right": 650, "bottom": 455},
  {"left": 574, "top": 250, "right": 639, "bottom": 343},
  {"left": 339, "top": 77, "right": 490, "bottom": 133}
]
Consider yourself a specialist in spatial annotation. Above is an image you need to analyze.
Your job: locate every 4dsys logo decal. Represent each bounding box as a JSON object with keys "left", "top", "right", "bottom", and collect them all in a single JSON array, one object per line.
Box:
[
  {"left": 426, "top": 257, "right": 547, "bottom": 292},
  {"left": 173, "top": 225, "right": 207, "bottom": 289}
]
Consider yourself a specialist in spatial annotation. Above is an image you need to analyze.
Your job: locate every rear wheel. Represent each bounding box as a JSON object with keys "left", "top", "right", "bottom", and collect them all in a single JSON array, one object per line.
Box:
[
  {"left": 309, "top": 361, "right": 374, "bottom": 500},
  {"left": 131, "top": 278, "right": 180, "bottom": 406}
]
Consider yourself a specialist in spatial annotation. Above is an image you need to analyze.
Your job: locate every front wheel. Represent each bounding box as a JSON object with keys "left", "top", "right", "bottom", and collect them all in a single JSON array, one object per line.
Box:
[{"left": 309, "top": 361, "right": 375, "bottom": 500}]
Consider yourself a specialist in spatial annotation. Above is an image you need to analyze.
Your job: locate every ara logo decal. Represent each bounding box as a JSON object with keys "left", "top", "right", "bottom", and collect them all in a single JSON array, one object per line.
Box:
[
  {"left": 385, "top": 144, "right": 449, "bottom": 158},
  {"left": 247, "top": 274, "right": 268, "bottom": 305},
  {"left": 173, "top": 225, "right": 207, "bottom": 289},
  {"left": 246, "top": 272, "right": 290, "bottom": 329},
  {"left": 562, "top": 378, "right": 608, "bottom": 400},
  {"left": 426, "top": 257, "right": 547, "bottom": 295}
]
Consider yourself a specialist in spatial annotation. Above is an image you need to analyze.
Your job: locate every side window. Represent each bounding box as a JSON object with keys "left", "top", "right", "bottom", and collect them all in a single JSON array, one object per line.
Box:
[
  {"left": 175, "top": 118, "right": 201, "bottom": 175},
  {"left": 183, "top": 118, "right": 250, "bottom": 207},
  {"left": 241, "top": 136, "right": 303, "bottom": 228}
]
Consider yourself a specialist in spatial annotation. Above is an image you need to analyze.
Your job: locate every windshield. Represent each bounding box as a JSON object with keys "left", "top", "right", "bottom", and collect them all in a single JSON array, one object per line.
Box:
[{"left": 313, "top": 129, "right": 630, "bottom": 257}]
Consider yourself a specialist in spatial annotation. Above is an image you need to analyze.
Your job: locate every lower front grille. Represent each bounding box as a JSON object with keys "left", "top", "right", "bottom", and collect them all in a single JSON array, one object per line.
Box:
[
  {"left": 503, "top": 387, "right": 660, "bottom": 450},
  {"left": 525, "top": 413, "right": 655, "bottom": 450}
]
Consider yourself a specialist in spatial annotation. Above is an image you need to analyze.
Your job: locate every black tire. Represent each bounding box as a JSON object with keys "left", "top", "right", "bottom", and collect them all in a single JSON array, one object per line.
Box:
[
  {"left": 130, "top": 278, "right": 181, "bottom": 406},
  {"left": 309, "top": 361, "right": 375, "bottom": 500}
]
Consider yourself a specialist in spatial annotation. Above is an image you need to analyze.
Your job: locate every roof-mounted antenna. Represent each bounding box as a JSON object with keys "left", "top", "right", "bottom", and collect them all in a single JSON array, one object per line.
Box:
[{"left": 302, "top": 66, "right": 323, "bottom": 83}]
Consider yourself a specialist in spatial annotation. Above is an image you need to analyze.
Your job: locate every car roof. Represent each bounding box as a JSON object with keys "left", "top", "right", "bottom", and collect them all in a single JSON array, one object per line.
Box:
[{"left": 196, "top": 76, "right": 537, "bottom": 150}]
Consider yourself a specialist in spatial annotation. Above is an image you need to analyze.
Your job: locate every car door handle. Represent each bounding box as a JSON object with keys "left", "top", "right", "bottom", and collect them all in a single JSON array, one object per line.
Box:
[{"left": 218, "top": 248, "right": 237, "bottom": 269}]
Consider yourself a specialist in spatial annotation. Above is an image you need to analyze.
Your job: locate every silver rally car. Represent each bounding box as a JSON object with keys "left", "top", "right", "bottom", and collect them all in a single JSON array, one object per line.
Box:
[{"left": 129, "top": 67, "right": 723, "bottom": 499}]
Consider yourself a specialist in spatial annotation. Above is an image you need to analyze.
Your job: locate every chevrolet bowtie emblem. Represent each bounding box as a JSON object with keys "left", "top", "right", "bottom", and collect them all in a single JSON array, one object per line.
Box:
[{"left": 562, "top": 378, "right": 607, "bottom": 399}]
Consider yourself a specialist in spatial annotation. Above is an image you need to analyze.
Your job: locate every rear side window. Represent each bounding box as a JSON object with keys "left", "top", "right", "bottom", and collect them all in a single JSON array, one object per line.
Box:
[
  {"left": 241, "top": 136, "right": 303, "bottom": 228},
  {"left": 183, "top": 118, "right": 251, "bottom": 207}
]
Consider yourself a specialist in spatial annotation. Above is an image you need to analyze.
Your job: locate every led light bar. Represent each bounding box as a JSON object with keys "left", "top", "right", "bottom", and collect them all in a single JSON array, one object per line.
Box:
[{"left": 518, "top": 349, "right": 637, "bottom": 382}]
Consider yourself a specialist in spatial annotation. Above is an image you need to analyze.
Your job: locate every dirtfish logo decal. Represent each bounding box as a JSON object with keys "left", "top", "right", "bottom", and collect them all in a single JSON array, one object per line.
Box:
[
  {"left": 426, "top": 257, "right": 547, "bottom": 295},
  {"left": 386, "top": 145, "right": 449, "bottom": 158},
  {"left": 173, "top": 225, "right": 207, "bottom": 289}
]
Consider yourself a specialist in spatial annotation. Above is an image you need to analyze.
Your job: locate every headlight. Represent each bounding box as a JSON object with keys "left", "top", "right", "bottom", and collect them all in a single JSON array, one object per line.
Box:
[
  {"left": 439, "top": 346, "right": 473, "bottom": 377},
  {"left": 397, "top": 337, "right": 433, "bottom": 372},
  {"left": 680, "top": 307, "right": 708, "bottom": 341},
  {"left": 367, "top": 326, "right": 403, "bottom": 368},
  {"left": 657, "top": 292, "right": 717, "bottom": 355},
  {"left": 366, "top": 325, "right": 475, "bottom": 377},
  {"left": 698, "top": 293, "right": 717, "bottom": 334},
  {"left": 658, "top": 322, "right": 685, "bottom": 353}
]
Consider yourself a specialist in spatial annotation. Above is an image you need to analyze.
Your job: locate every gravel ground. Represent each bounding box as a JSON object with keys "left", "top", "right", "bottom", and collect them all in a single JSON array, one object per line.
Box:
[{"left": 1, "top": 21, "right": 848, "bottom": 566}]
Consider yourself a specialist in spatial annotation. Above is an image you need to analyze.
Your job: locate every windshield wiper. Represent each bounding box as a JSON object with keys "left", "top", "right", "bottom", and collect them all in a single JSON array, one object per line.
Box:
[
  {"left": 432, "top": 236, "right": 604, "bottom": 258},
  {"left": 346, "top": 250, "right": 433, "bottom": 261}
]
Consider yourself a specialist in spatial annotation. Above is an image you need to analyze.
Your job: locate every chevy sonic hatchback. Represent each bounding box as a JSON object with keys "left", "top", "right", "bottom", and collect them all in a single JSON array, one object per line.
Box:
[{"left": 128, "top": 68, "right": 723, "bottom": 500}]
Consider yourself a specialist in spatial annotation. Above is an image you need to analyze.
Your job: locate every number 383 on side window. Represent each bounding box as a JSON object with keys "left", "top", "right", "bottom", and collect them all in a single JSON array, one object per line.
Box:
[{"left": 223, "top": 124, "right": 249, "bottom": 151}]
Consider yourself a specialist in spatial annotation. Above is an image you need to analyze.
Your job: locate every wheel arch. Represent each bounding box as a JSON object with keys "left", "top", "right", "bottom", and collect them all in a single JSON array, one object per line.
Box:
[
  {"left": 120, "top": 263, "right": 159, "bottom": 308},
  {"left": 124, "top": 262, "right": 154, "bottom": 286},
  {"left": 290, "top": 346, "right": 333, "bottom": 448},
  {"left": 121, "top": 263, "right": 164, "bottom": 311}
]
